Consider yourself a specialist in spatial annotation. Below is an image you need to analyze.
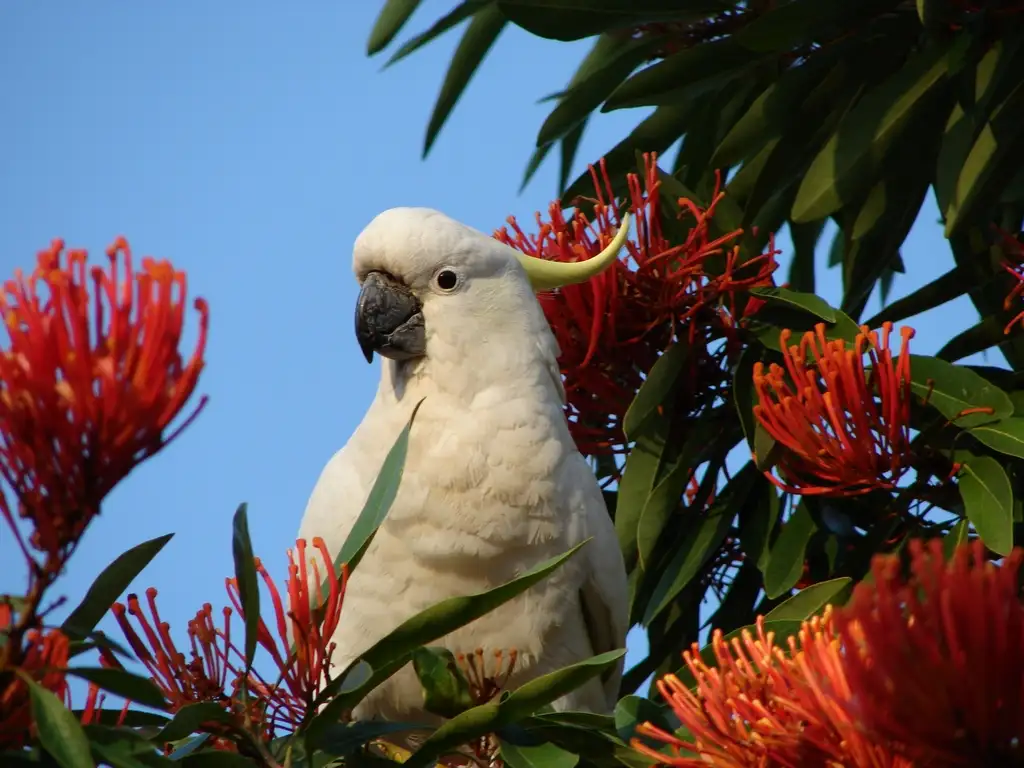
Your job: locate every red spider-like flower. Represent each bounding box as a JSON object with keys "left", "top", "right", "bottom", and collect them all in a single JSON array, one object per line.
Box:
[
  {"left": 632, "top": 610, "right": 911, "bottom": 768},
  {"left": 0, "top": 237, "right": 208, "bottom": 568},
  {"left": 0, "top": 612, "right": 71, "bottom": 749},
  {"left": 753, "top": 322, "right": 915, "bottom": 496},
  {"left": 495, "top": 153, "right": 778, "bottom": 457},
  {"left": 836, "top": 539, "right": 1024, "bottom": 765}
]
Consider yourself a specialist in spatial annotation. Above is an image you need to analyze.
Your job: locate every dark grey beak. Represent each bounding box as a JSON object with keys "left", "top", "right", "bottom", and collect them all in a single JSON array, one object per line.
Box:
[{"left": 355, "top": 271, "right": 426, "bottom": 363}]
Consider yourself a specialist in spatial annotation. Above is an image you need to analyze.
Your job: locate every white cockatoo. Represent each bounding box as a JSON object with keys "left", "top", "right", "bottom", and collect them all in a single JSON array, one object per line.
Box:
[{"left": 297, "top": 207, "right": 631, "bottom": 724}]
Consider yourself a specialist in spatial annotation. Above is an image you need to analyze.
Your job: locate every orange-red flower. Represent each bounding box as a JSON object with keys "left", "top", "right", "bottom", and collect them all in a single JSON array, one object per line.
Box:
[
  {"left": 494, "top": 153, "right": 778, "bottom": 457},
  {"left": 0, "top": 618, "right": 71, "bottom": 749},
  {"left": 0, "top": 237, "right": 208, "bottom": 565},
  {"left": 835, "top": 539, "right": 1024, "bottom": 766},
  {"left": 753, "top": 322, "right": 915, "bottom": 496},
  {"left": 225, "top": 537, "right": 348, "bottom": 729},
  {"left": 631, "top": 611, "right": 911, "bottom": 768}
]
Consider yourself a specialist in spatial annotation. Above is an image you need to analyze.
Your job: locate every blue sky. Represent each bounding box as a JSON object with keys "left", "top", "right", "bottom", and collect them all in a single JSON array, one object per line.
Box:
[{"left": 0, "top": 2, "right": 991, "bottom": 702}]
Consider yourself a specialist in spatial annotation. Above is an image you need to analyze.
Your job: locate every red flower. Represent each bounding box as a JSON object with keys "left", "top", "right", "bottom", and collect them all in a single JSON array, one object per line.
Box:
[
  {"left": 0, "top": 237, "right": 209, "bottom": 567},
  {"left": 0, "top": 617, "right": 71, "bottom": 749},
  {"left": 752, "top": 322, "right": 915, "bottom": 496},
  {"left": 494, "top": 153, "right": 778, "bottom": 457},
  {"left": 632, "top": 611, "right": 911, "bottom": 768},
  {"left": 836, "top": 539, "right": 1024, "bottom": 765}
]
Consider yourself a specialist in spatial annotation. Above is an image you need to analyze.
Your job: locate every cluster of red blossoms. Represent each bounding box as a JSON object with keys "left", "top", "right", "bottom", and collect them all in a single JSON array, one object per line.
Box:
[
  {"left": 495, "top": 152, "right": 779, "bottom": 457},
  {"left": 634, "top": 539, "right": 1024, "bottom": 767},
  {"left": 0, "top": 238, "right": 209, "bottom": 747}
]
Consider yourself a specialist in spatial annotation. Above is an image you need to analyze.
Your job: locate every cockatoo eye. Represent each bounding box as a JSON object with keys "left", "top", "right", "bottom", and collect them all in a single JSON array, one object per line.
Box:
[{"left": 433, "top": 268, "right": 461, "bottom": 293}]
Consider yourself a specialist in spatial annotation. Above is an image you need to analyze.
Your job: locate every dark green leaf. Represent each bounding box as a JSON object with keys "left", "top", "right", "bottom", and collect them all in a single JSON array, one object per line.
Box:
[
  {"left": 970, "top": 417, "right": 1024, "bottom": 459},
  {"left": 230, "top": 503, "right": 259, "bottom": 671},
  {"left": 792, "top": 42, "right": 953, "bottom": 222},
  {"left": 942, "top": 518, "right": 970, "bottom": 559},
  {"left": 863, "top": 266, "right": 966, "bottom": 328},
  {"left": 62, "top": 534, "right": 173, "bottom": 638},
  {"left": 177, "top": 754, "right": 259, "bottom": 767},
  {"left": 309, "top": 543, "right": 589, "bottom": 736},
  {"left": 733, "top": 349, "right": 760, "bottom": 454},
  {"left": 497, "top": 0, "right": 722, "bottom": 42},
  {"left": 764, "top": 577, "right": 851, "bottom": 621},
  {"left": 386, "top": 1, "right": 487, "bottom": 67},
  {"left": 66, "top": 667, "right": 167, "bottom": 709},
  {"left": 411, "top": 646, "right": 474, "bottom": 718},
  {"left": 732, "top": 0, "right": 891, "bottom": 54},
  {"left": 423, "top": 4, "right": 507, "bottom": 156},
  {"left": 623, "top": 344, "right": 688, "bottom": 439},
  {"left": 72, "top": 708, "right": 169, "bottom": 728},
  {"left": 788, "top": 220, "right": 825, "bottom": 294},
  {"left": 155, "top": 702, "right": 233, "bottom": 743},
  {"left": 24, "top": 674, "right": 94, "bottom": 768},
  {"left": 958, "top": 454, "right": 1013, "bottom": 556},
  {"left": 405, "top": 651, "right": 625, "bottom": 768},
  {"left": 85, "top": 724, "right": 173, "bottom": 768},
  {"left": 367, "top": 0, "right": 424, "bottom": 55},
  {"left": 313, "top": 721, "right": 428, "bottom": 756},
  {"left": 500, "top": 741, "right": 579, "bottom": 768},
  {"left": 613, "top": 695, "right": 675, "bottom": 742},
  {"left": 748, "top": 287, "right": 836, "bottom": 322},
  {"left": 333, "top": 400, "right": 421, "bottom": 574},
  {"left": 763, "top": 502, "right": 816, "bottom": 599},
  {"left": 909, "top": 355, "right": 1012, "bottom": 428}
]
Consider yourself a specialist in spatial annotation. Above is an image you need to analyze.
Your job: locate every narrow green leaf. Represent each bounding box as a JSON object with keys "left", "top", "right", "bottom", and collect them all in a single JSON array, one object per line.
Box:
[
  {"left": 943, "top": 519, "right": 970, "bottom": 560},
  {"left": 412, "top": 646, "right": 474, "bottom": 718},
  {"left": 792, "top": 42, "right": 953, "bottom": 222},
  {"left": 764, "top": 577, "right": 851, "bottom": 622},
  {"left": 497, "top": 0, "right": 721, "bottom": 42},
  {"left": 308, "top": 543, "right": 589, "bottom": 736},
  {"left": 763, "top": 502, "right": 816, "bottom": 599},
  {"left": 958, "top": 455, "right": 1014, "bottom": 556},
  {"left": 971, "top": 417, "right": 1024, "bottom": 459},
  {"left": 623, "top": 343, "right": 688, "bottom": 439},
  {"left": 863, "top": 266, "right": 966, "bottom": 328},
  {"left": 23, "top": 674, "right": 94, "bottom": 768},
  {"left": 423, "top": 4, "right": 507, "bottom": 156},
  {"left": 62, "top": 533, "right": 173, "bottom": 638},
  {"left": 177, "top": 753, "right": 259, "bottom": 767},
  {"left": 733, "top": 349, "right": 759, "bottom": 453},
  {"left": 333, "top": 400, "right": 421, "bottom": 577},
  {"left": 65, "top": 667, "right": 167, "bottom": 709},
  {"left": 367, "top": 0, "right": 424, "bottom": 55},
  {"left": 230, "top": 503, "right": 260, "bottom": 671},
  {"left": 72, "top": 708, "right": 168, "bottom": 727},
  {"left": 385, "top": 1, "right": 486, "bottom": 67},
  {"left": 500, "top": 741, "right": 580, "bottom": 768},
  {"left": 909, "top": 355, "right": 1012, "bottom": 428},
  {"left": 788, "top": 219, "right": 825, "bottom": 294},
  {"left": 314, "top": 721, "right": 428, "bottom": 756},
  {"left": 155, "top": 702, "right": 233, "bottom": 743},
  {"left": 748, "top": 287, "right": 837, "bottom": 322}
]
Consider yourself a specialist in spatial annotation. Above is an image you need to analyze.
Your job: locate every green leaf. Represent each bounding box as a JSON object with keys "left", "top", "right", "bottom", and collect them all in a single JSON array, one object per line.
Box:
[
  {"left": 613, "top": 695, "right": 675, "bottom": 742},
  {"left": 405, "top": 650, "right": 625, "bottom": 768},
  {"left": 385, "top": 1, "right": 487, "bottom": 67},
  {"left": 943, "top": 518, "right": 970, "bottom": 559},
  {"left": 177, "top": 754, "right": 259, "bottom": 767},
  {"left": 500, "top": 741, "right": 579, "bottom": 768},
  {"left": 155, "top": 702, "right": 233, "bottom": 743},
  {"left": 764, "top": 577, "right": 851, "bottom": 621},
  {"left": 536, "top": 36, "right": 656, "bottom": 147},
  {"left": 65, "top": 667, "right": 167, "bottom": 709},
  {"left": 970, "top": 417, "right": 1024, "bottom": 459},
  {"left": 748, "top": 287, "right": 836, "bottom": 322},
  {"left": 863, "top": 266, "right": 966, "bottom": 328},
  {"left": 642, "top": 505, "right": 733, "bottom": 626},
  {"left": 423, "top": 4, "right": 507, "bottom": 157},
  {"left": 958, "top": 454, "right": 1014, "bottom": 556},
  {"left": 333, "top": 400, "right": 421, "bottom": 575},
  {"left": 230, "top": 503, "right": 259, "bottom": 672},
  {"left": 367, "top": 0, "right": 424, "bottom": 55},
  {"left": 945, "top": 81, "right": 1024, "bottom": 236},
  {"left": 23, "top": 674, "right": 94, "bottom": 768},
  {"left": 623, "top": 343, "right": 688, "bottom": 439},
  {"left": 314, "top": 721, "right": 428, "bottom": 756},
  {"left": 308, "top": 543, "right": 589, "bottom": 736},
  {"left": 792, "top": 42, "right": 953, "bottom": 222},
  {"left": 605, "top": 38, "right": 763, "bottom": 110},
  {"left": 411, "top": 646, "right": 474, "bottom": 718},
  {"left": 497, "top": 0, "right": 722, "bottom": 42},
  {"left": 85, "top": 724, "right": 174, "bottom": 768},
  {"left": 909, "top": 355, "right": 1012, "bottom": 428},
  {"left": 763, "top": 502, "right": 816, "bottom": 599},
  {"left": 732, "top": 0, "right": 890, "bottom": 54},
  {"left": 788, "top": 219, "right": 826, "bottom": 294},
  {"left": 62, "top": 533, "right": 173, "bottom": 638},
  {"left": 733, "top": 348, "right": 760, "bottom": 453}
]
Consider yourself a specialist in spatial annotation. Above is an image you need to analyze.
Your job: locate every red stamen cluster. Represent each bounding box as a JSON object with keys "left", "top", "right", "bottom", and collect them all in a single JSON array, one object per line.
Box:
[
  {"left": 0, "top": 237, "right": 208, "bottom": 568},
  {"left": 753, "top": 322, "right": 915, "bottom": 496},
  {"left": 495, "top": 153, "right": 778, "bottom": 457},
  {"left": 0, "top": 614, "right": 70, "bottom": 749}
]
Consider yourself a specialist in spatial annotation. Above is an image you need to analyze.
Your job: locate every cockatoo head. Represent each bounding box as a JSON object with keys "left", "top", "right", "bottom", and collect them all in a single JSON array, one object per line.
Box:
[{"left": 352, "top": 207, "right": 630, "bottom": 364}]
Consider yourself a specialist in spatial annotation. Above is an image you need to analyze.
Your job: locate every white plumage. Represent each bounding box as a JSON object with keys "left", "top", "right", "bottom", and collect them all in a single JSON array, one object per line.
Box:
[{"left": 297, "top": 207, "right": 629, "bottom": 723}]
